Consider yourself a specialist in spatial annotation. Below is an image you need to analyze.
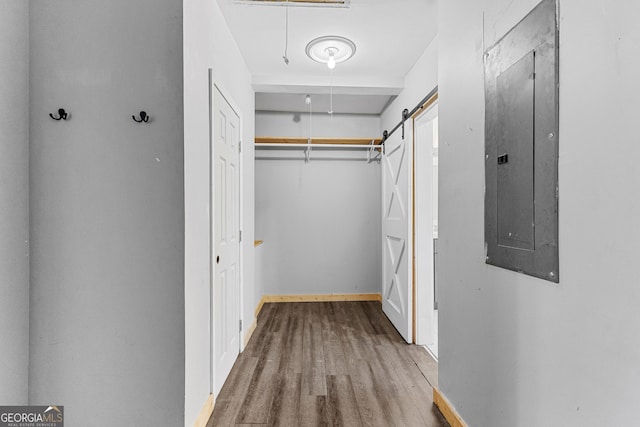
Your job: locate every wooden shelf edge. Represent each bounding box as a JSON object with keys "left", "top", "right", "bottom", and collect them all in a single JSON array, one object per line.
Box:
[{"left": 255, "top": 137, "right": 382, "bottom": 145}]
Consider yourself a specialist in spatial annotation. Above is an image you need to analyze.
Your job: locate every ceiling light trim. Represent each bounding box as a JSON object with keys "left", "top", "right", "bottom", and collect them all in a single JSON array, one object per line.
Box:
[{"left": 305, "top": 35, "right": 356, "bottom": 67}]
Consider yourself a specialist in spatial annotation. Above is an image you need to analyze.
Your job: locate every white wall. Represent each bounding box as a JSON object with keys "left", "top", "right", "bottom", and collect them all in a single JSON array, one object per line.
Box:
[
  {"left": 438, "top": 1, "right": 640, "bottom": 425},
  {"left": 380, "top": 36, "right": 438, "bottom": 135},
  {"left": 0, "top": 0, "right": 29, "bottom": 405},
  {"left": 255, "top": 112, "right": 381, "bottom": 295},
  {"left": 184, "top": 0, "right": 255, "bottom": 424},
  {"left": 29, "top": 1, "right": 184, "bottom": 425},
  {"left": 257, "top": 110, "right": 381, "bottom": 138}
]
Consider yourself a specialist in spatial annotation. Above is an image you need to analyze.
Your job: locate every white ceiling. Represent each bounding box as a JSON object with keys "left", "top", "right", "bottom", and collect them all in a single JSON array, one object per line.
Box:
[{"left": 216, "top": 0, "right": 438, "bottom": 114}]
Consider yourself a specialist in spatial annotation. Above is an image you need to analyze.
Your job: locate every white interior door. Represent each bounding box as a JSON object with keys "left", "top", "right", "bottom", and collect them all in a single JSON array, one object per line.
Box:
[
  {"left": 212, "top": 84, "right": 241, "bottom": 394},
  {"left": 382, "top": 124, "right": 413, "bottom": 343},
  {"left": 414, "top": 103, "right": 438, "bottom": 356}
]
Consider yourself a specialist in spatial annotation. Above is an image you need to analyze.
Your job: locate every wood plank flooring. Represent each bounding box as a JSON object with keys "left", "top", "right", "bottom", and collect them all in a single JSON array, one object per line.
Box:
[{"left": 208, "top": 301, "right": 449, "bottom": 427}]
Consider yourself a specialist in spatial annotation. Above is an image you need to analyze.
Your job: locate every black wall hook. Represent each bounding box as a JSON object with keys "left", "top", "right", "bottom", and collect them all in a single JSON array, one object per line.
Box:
[
  {"left": 49, "top": 108, "right": 68, "bottom": 121},
  {"left": 132, "top": 111, "right": 150, "bottom": 123}
]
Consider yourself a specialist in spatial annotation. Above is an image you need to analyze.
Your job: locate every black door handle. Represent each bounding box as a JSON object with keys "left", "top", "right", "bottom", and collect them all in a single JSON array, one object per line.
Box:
[{"left": 216, "top": 256, "right": 220, "bottom": 264}]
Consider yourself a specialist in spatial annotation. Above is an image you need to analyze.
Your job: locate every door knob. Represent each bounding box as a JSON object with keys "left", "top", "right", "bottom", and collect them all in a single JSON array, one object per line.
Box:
[{"left": 216, "top": 256, "right": 220, "bottom": 264}]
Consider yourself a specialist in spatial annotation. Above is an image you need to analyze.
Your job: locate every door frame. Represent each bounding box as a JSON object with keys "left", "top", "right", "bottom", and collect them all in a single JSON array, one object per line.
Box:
[
  {"left": 208, "top": 69, "right": 244, "bottom": 394},
  {"left": 412, "top": 92, "right": 438, "bottom": 345}
]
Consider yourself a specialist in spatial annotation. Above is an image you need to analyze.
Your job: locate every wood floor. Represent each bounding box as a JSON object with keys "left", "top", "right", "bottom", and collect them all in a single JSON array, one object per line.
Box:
[{"left": 208, "top": 301, "right": 449, "bottom": 427}]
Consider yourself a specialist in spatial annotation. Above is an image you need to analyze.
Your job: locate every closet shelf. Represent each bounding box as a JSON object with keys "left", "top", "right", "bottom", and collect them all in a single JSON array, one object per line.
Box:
[
  {"left": 255, "top": 137, "right": 382, "bottom": 146},
  {"left": 255, "top": 137, "right": 382, "bottom": 150}
]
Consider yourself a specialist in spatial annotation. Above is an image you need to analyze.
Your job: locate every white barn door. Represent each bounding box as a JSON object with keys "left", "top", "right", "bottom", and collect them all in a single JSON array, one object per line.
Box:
[
  {"left": 382, "top": 124, "right": 413, "bottom": 343},
  {"left": 212, "top": 84, "right": 241, "bottom": 394}
]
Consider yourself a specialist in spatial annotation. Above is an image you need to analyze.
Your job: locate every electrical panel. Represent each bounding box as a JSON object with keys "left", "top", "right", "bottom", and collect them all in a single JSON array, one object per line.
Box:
[{"left": 484, "top": 0, "right": 559, "bottom": 282}]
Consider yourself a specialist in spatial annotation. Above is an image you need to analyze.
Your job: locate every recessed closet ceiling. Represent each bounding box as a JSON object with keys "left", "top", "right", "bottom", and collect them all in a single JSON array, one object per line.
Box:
[
  {"left": 244, "top": 0, "right": 348, "bottom": 4},
  {"left": 216, "top": 0, "right": 438, "bottom": 114},
  {"left": 255, "top": 92, "right": 394, "bottom": 114}
]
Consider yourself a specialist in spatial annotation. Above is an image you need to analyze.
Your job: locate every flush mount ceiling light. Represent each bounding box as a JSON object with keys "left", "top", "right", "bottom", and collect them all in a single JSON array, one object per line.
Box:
[{"left": 305, "top": 35, "right": 356, "bottom": 69}]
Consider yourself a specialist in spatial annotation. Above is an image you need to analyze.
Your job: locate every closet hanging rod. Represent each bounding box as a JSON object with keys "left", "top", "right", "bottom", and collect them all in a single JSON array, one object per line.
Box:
[
  {"left": 255, "top": 143, "right": 382, "bottom": 149},
  {"left": 255, "top": 156, "right": 378, "bottom": 162},
  {"left": 381, "top": 85, "right": 438, "bottom": 143},
  {"left": 255, "top": 137, "right": 382, "bottom": 145}
]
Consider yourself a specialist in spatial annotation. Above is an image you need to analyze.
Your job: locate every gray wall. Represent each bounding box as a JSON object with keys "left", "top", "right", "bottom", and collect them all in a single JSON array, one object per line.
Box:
[
  {"left": 29, "top": 1, "right": 184, "bottom": 425},
  {"left": 438, "top": 0, "right": 640, "bottom": 425},
  {"left": 255, "top": 112, "right": 381, "bottom": 296},
  {"left": 0, "top": 0, "right": 30, "bottom": 405}
]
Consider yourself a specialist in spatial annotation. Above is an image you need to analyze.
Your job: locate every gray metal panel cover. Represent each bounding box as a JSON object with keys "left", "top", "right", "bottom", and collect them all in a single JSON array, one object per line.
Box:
[
  {"left": 496, "top": 51, "right": 535, "bottom": 251},
  {"left": 485, "top": 0, "right": 559, "bottom": 282}
]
